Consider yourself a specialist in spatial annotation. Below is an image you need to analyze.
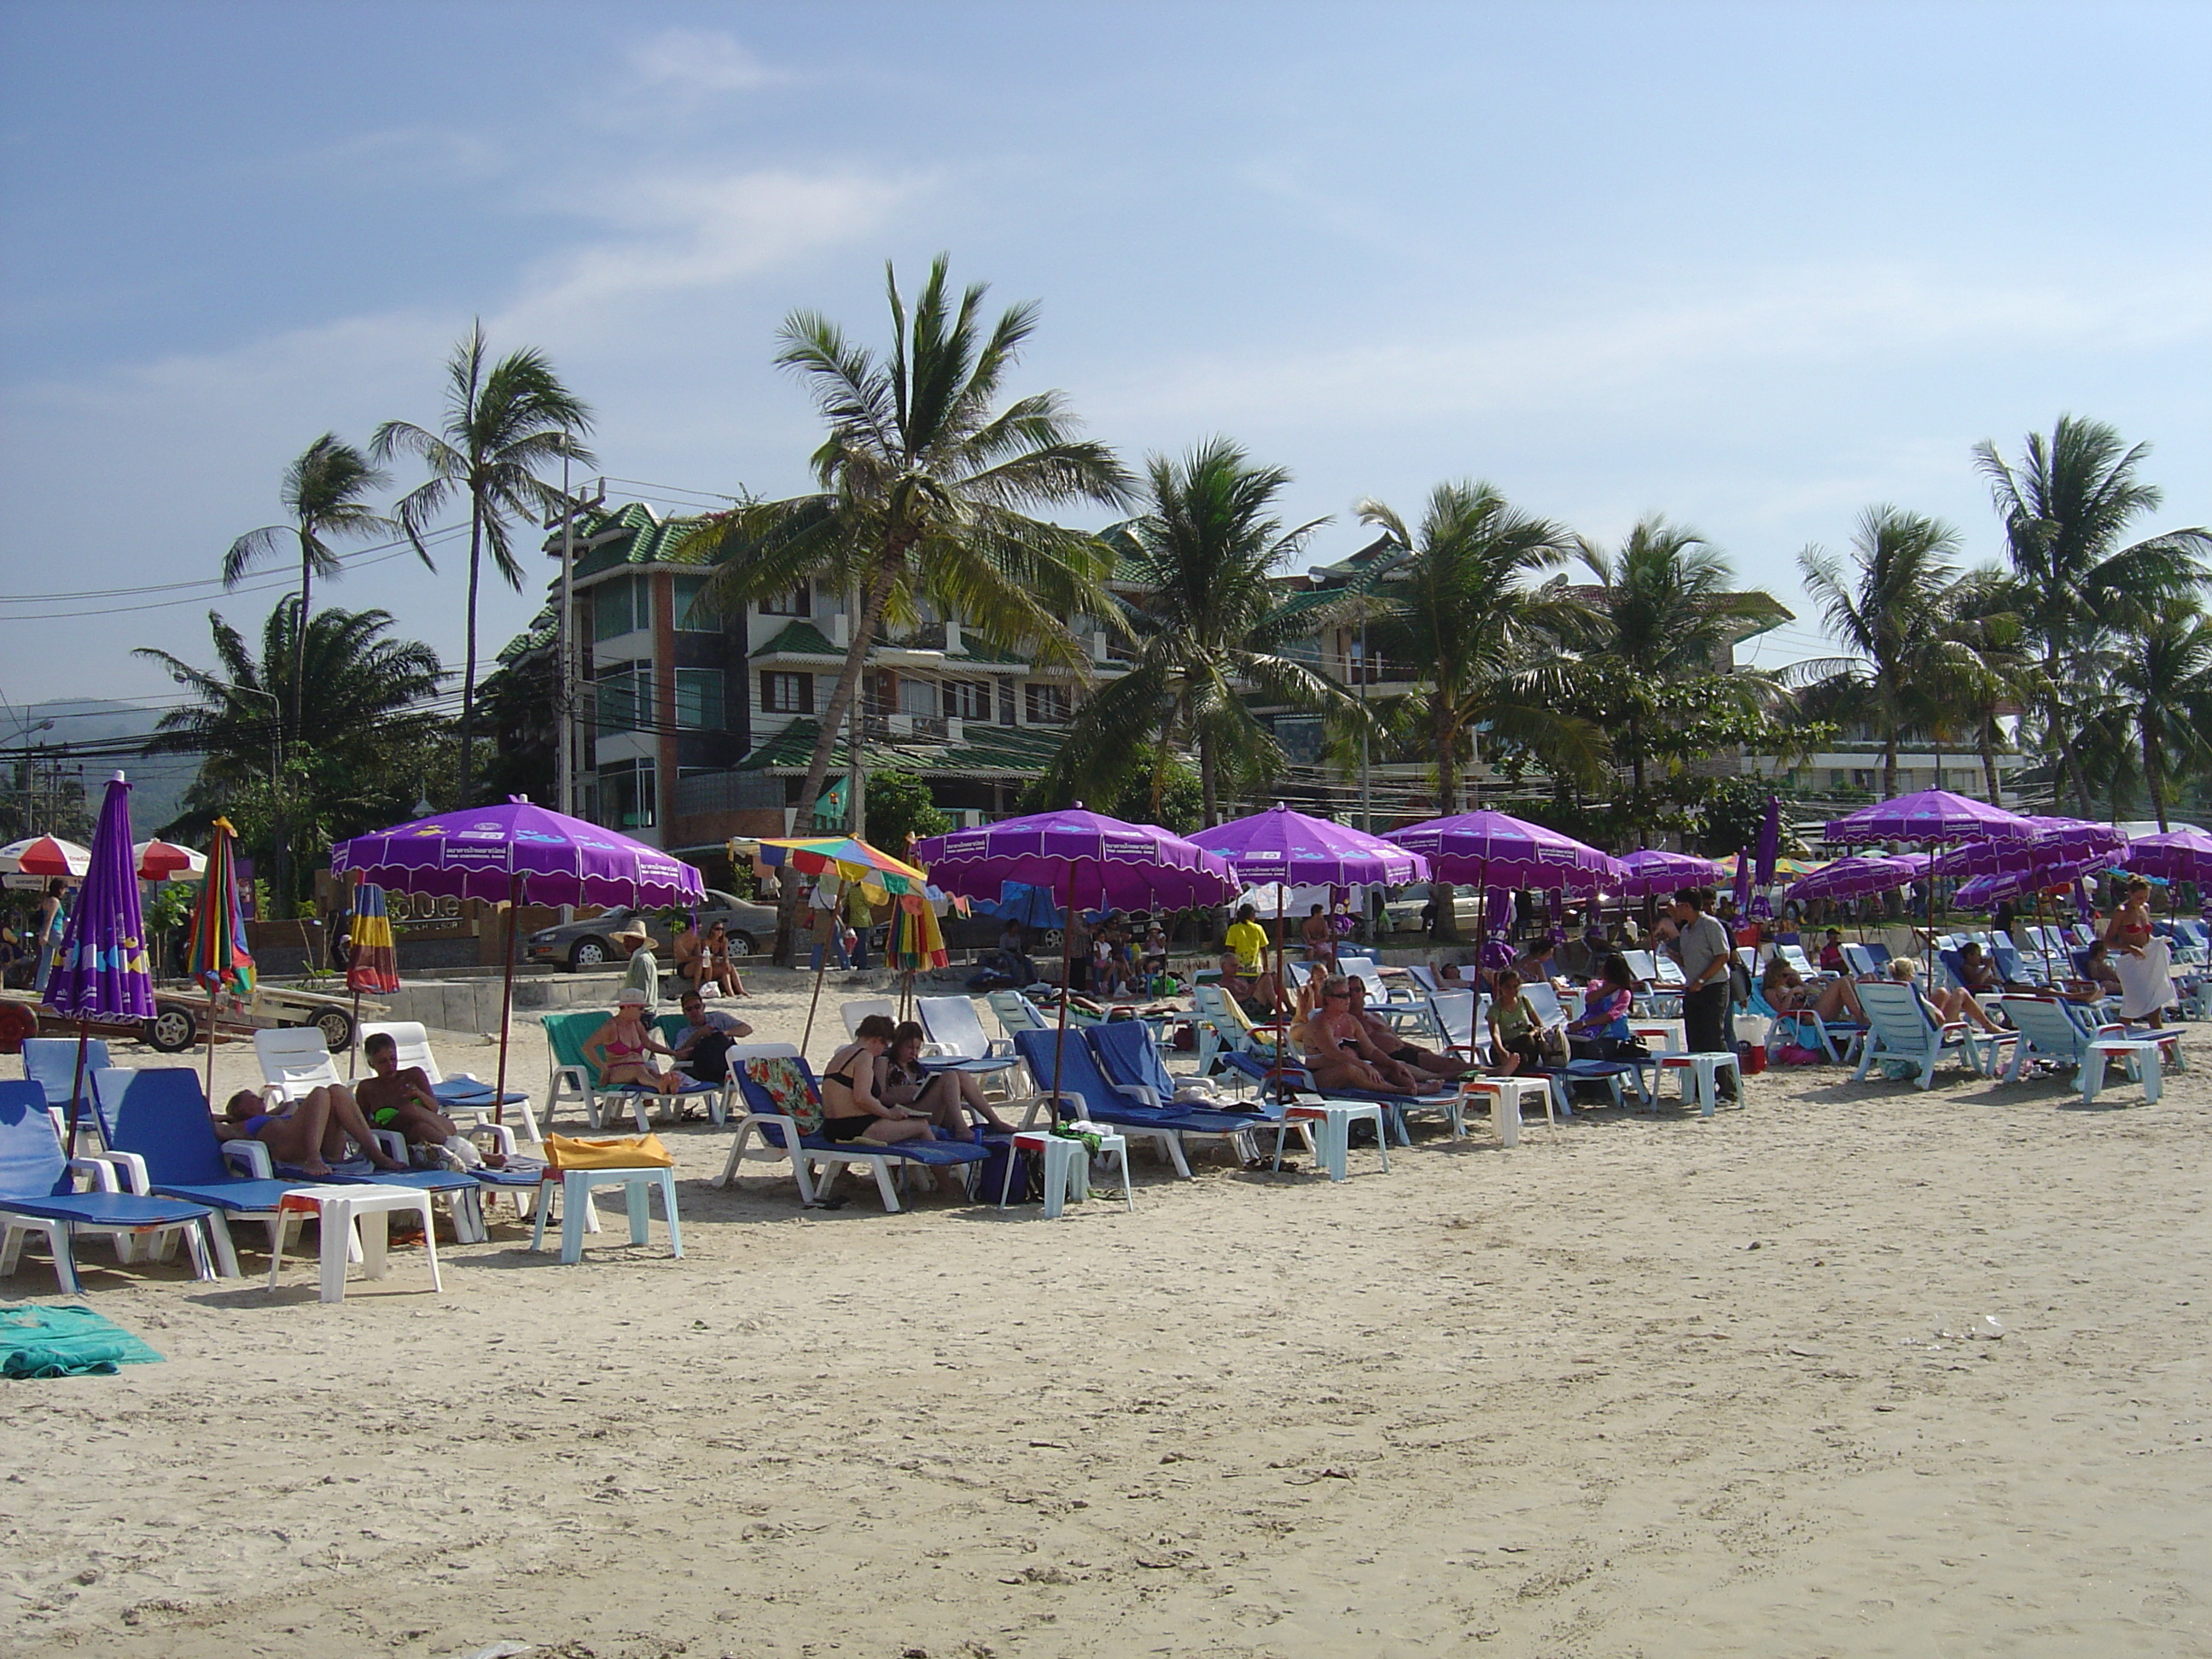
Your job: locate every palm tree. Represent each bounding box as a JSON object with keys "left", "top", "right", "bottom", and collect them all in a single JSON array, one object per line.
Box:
[
  {"left": 1572, "top": 515, "right": 1790, "bottom": 795},
  {"left": 1796, "top": 506, "right": 1963, "bottom": 797},
  {"left": 375, "top": 324, "right": 594, "bottom": 806},
  {"left": 1039, "top": 439, "right": 1348, "bottom": 824},
  {"left": 680, "top": 255, "right": 1132, "bottom": 958},
  {"left": 221, "top": 434, "right": 403, "bottom": 755},
  {"left": 1973, "top": 416, "right": 2212, "bottom": 812},
  {"left": 137, "top": 602, "right": 446, "bottom": 911},
  {"left": 2091, "top": 608, "right": 2212, "bottom": 831},
  {"left": 1357, "top": 485, "right": 1604, "bottom": 936}
]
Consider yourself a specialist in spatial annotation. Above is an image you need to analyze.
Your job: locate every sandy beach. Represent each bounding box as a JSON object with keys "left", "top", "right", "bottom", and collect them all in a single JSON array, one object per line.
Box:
[{"left": 3, "top": 968, "right": 2208, "bottom": 1658}]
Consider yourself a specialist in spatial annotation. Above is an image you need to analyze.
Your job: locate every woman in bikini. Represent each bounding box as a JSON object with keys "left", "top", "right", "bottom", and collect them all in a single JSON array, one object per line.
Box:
[
  {"left": 876, "top": 1021, "right": 1020, "bottom": 1136},
  {"left": 217, "top": 1084, "right": 409, "bottom": 1179},
  {"left": 581, "top": 988, "right": 684, "bottom": 1092},
  {"left": 819, "top": 1015, "right": 964, "bottom": 1194},
  {"left": 1761, "top": 953, "right": 1864, "bottom": 1023},
  {"left": 2107, "top": 876, "right": 2174, "bottom": 1026}
]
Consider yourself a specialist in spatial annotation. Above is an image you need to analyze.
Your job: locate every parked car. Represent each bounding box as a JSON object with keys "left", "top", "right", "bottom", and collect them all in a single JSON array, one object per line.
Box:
[{"left": 525, "top": 888, "right": 780, "bottom": 971}]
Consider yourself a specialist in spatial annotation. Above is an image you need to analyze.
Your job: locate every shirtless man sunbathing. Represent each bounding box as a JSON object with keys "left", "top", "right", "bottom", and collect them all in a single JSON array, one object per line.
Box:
[
  {"left": 217, "top": 1084, "right": 409, "bottom": 1179},
  {"left": 353, "top": 1031, "right": 505, "bottom": 1167}
]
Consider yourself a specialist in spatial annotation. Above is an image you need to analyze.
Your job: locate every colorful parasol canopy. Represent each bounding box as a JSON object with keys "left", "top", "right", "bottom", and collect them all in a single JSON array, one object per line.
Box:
[
  {"left": 1188, "top": 801, "right": 1428, "bottom": 888},
  {"left": 134, "top": 838, "right": 206, "bottom": 882},
  {"left": 1825, "top": 789, "right": 2036, "bottom": 846},
  {"left": 45, "top": 776, "right": 153, "bottom": 1022},
  {"left": 883, "top": 894, "right": 950, "bottom": 971},
  {"left": 345, "top": 878, "right": 399, "bottom": 995},
  {"left": 747, "top": 835, "right": 932, "bottom": 903},
  {"left": 333, "top": 797, "right": 703, "bottom": 908},
  {"left": 0, "top": 835, "right": 91, "bottom": 880},
  {"left": 912, "top": 806, "right": 1241, "bottom": 911},
  {"left": 1385, "top": 809, "right": 1620, "bottom": 894},
  {"left": 186, "top": 817, "right": 254, "bottom": 998},
  {"left": 1715, "top": 852, "right": 1825, "bottom": 879},
  {"left": 1954, "top": 851, "right": 2116, "bottom": 910}
]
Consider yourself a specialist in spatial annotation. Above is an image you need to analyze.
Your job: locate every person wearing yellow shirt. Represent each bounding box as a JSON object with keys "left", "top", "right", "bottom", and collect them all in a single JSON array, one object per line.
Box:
[{"left": 1224, "top": 905, "right": 1268, "bottom": 972}]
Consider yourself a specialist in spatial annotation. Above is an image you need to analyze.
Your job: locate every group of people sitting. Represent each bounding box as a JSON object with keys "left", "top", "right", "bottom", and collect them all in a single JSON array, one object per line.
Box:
[{"left": 214, "top": 1030, "right": 504, "bottom": 1177}]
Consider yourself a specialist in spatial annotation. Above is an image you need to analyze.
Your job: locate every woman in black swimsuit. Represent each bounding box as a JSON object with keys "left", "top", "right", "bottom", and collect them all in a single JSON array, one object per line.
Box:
[
  {"left": 818, "top": 1015, "right": 969, "bottom": 1196},
  {"left": 877, "top": 1021, "right": 1020, "bottom": 1136}
]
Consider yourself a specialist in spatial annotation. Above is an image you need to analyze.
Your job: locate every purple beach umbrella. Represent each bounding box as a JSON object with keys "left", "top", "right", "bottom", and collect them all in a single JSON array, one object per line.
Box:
[
  {"left": 2122, "top": 826, "right": 2212, "bottom": 887},
  {"left": 1824, "top": 789, "right": 2037, "bottom": 846},
  {"left": 913, "top": 806, "right": 1243, "bottom": 1098},
  {"left": 1387, "top": 808, "right": 1619, "bottom": 956},
  {"left": 46, "top": 774, "right": 154, "bottom": 1152},
  {"left": 1784, "top": 854, "right": 1919, "bottom": 905},
  {"left": 1749, "top": 795, "right": 1781, "bottom": 917},
  {"left": 1615, "top": 848, "right": 1726, "bottom": 899},
  {"left": 331, "top": 797, "right": 707, "bottom": 1118}
]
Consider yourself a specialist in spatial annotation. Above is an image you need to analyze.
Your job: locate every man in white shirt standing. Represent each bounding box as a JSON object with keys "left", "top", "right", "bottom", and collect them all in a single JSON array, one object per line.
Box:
[{"left": 1668, "top": 887, "right": 1738, "bottom": 1101}]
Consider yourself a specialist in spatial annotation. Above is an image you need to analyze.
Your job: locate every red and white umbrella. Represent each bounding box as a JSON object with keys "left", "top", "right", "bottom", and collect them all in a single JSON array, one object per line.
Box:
[
  {"left": 133, "top": 838, "right": 206, "bottom": 882},
  {"left": 0, "top": 835, "right": 92, "bottom": 879}
]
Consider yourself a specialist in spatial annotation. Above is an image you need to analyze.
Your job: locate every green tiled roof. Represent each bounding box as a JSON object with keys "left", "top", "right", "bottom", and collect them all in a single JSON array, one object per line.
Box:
[
  {"left": 737, "top": 718, "right": 1067, "bottom": 780},
  {"left": 494, "top": 606, "right": 557, "bottom": 667},
  {"left": 754, "top": 620, "right": 843, "bottom": 660},
  {"left": 562, "top": 503, "right": 715, "bottom": 582}
]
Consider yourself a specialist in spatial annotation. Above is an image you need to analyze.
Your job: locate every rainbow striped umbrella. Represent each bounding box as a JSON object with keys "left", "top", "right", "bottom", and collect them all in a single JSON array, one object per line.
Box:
[
  {"left": 745, "top": 835, "right": 931, "bottom": 901},
  {"left": 346, "top": 879, "right": 399, "bottom": 995},
  {"left": 186, "top": 818, "right": 254, "bottom": 999},
  {"left": 884, "top": 894, "right": 950, "bottom": 972}
]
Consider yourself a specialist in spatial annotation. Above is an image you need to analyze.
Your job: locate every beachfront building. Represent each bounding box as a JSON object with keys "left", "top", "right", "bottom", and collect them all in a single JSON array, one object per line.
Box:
[{"left": 514, "top": 499, "right": 1140, "bottom": 859}]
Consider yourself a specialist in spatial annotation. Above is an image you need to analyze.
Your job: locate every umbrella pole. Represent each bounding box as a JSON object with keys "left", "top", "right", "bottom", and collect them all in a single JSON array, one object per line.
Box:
[
  {"left": 348, "top": 987, "right": 361, "bottom": 1080},
  {"left": 1274, "top": 882, "right": 1289, "bottom": 1109},
  {"left": 1051, "top": 864, "right": 1075, "bottom": 1118},
  {"left": 65, "top": 1017, "right": 89, "bottom": 1158},
  {"left": 203, "top": 986, "right": 218, "bottom": 1104},
  {"left": 492, "top": 872, "right": 520, "bottom": 1127},
  {"left": 800, "top": 952, "right": 828, "bottom": 1059}
]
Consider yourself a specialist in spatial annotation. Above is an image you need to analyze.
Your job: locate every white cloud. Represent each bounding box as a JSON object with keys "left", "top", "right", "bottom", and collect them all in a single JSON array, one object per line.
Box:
[{"left": 627, "top": 29, "right": 785, "bottom": 97}]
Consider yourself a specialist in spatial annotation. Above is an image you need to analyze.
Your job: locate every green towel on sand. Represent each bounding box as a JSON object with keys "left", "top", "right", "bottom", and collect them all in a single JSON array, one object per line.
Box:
[{"left": 0, "top": 1304, "right": 163, "bottom": 1378}]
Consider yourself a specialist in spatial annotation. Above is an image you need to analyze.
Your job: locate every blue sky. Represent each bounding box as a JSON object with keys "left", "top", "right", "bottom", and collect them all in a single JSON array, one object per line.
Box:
[{"left": 4, "top": 0, "right": 2210, "bottom": 711}]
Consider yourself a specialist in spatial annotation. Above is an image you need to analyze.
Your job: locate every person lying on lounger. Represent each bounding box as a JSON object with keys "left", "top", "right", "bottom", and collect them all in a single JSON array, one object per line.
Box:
[
  {"left": 218, "top": 1083, "right": 409, "bottom": 1179},
  {"left": 1344, "top": 975, "right": 1465, "bottom": 1080},
  {"left": 1761, "top": 954, "right": 1864, "bottom": 1023},
  {"left": 1886, "top": 956, "right": 2003, "bottom": 1033},
  {"left": 1295, "top": 975, "right": 1423, "bottom": 1094}
]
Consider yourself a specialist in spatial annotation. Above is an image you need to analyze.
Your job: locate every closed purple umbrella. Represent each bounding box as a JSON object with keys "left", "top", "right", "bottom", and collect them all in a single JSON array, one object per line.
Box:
[
  {"left": 331, "top": 796, "right": 707, "bottom": 1118},
  {"left": 1749, "top": 795, "right": 1782, "bottom": 918},
  {"left": 1732, "top": 846, "right": 1754, "bottom": 916},
  {"left": 47, "top": 775, "right": 154, "bottom": 1152},
  {"left": 913, "top": 806, "right": 1242, "bottom": 1094}
]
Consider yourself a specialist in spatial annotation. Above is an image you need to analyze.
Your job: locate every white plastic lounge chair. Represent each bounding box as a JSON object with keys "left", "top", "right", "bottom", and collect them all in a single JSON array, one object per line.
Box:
[
  {"left": 1852, "top": 979, "right": 2013, "bottom": 1089},
  {"left": 0, "top": 1080, "right": 218, "bottom": 1293},
  {"left": 840, "top": 998, "right": 897, "bottom": 1039},
  {"left": 1189, "top": 982, "right": 1285, "bottom": 1074},
  {"left": 1997, "top": 996, "right": 2185, "bottom": 1107}
]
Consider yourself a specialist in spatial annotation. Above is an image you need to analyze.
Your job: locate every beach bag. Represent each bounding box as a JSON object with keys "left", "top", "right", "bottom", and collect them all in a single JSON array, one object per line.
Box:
[
  {"left": 544, "top": 1132, "right": 674, "bottom": 1171},
  {"left": 1775, "top": 1043, "right": 1822, "bottom": 1065},
  {"left": 684, "top": 1030, "right": 734, "bottom": 1084},
  {"left": 1570, "top": 1033, "right": 1647, "bottom": 1062},
  {"left": 978, "top": 1135, "right": 1040, "bottom": 1203}
]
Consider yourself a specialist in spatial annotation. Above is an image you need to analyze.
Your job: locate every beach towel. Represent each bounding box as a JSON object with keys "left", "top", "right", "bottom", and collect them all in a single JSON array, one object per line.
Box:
[
  {"left": 0, "top": 1304, "right": 163, "bottom": 1378},
  {"left": 2114, "top": 936, "right": 2175, "bottom": 1021},
  {"left": 746, "top": 1057, "right": 823, "bottom": 1135}
]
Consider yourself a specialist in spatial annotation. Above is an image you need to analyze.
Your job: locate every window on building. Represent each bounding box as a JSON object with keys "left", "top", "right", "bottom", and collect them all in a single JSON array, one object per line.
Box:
[
  {"left": 760, "top": 585, "right": 811, "bottom": 617},
  {"left": 594, "top": 661, "right": 649, "bottom": 732},
  {"left": 1830, "top": 769, "right": 1849, "bottom": 790},
  {"left": 592, "top": 575, "right": 648, "bottom": 642},
  {"left": 674, "top": 667, "right": 724, "bottom": 730},
  {"left": 941, "top": 678, "right": 992, "bottom": 720},
  {"left": 1024, "top": 683, "right": 1071, "bottom": 725},
  {"left": 599, "top": 759, "right": 656, "bottom": 830},
  {"left": 672, "top": 575, "right": 718, "bottom": 634},
  {"left": 899, "top": 676, "right": 937, "bottom": 718},
  {"left": 998, "top": 678, "right": 1017, "bottom": 726},
  {"left": 761, "top": 671, "right": 813, "bottom": 714}
]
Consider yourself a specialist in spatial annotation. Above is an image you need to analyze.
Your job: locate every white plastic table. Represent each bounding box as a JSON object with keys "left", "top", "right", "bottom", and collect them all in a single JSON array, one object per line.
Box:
[
  {"left": 531, "top": 1167, "right": 684, "bottom": 1263},
  {"left": 266, "top": 1184, "right": 443, "bottom": 1304},
  {"left": 1456, "top": 1076, "right": 1554, "bottom": 1146},
  {"left": 1003, "top": 1126, "right": 1132, "bottom": 1218},
  {"left": 1269, "top": 1100, "right": 1389, "bottom": 1181}
]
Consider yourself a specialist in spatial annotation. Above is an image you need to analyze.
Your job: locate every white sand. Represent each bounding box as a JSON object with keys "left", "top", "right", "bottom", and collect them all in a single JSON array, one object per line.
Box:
[{"left": 3, "top": 968, "right": 2209, "bottom": 1657}]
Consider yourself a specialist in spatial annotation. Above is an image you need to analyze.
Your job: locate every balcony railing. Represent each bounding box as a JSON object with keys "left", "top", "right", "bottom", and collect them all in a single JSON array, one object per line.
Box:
[{"left": 672, "top": 770, "right": 786, "bottom": 818}]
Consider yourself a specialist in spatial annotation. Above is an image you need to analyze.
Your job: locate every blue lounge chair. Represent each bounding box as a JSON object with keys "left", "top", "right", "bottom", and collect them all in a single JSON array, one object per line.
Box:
[
  {"left": 713, "top": 1046, "right": 986, "bottom": 1212},
  {"left": 1841, "top": 942, "right": 1890, "bottom": 979},
  {"left": 1087, "top": 1019, "right": 1236, "bottom": 1112},
  {"left": 21, "top": 1035, "right": 110, "bottom": 1146},
  {"left": 1015, "top": 1027, "right": 1268, "bottom": 1178},
  {"left": 1851, "top": 981, "right": 2014, "bottom": 1089},
  {"left": 0, "top": 1080, "right": 218, "bottom": 1292},
  {"left": 90, "top": 1066, "right": 316, "bottom": 1275}
]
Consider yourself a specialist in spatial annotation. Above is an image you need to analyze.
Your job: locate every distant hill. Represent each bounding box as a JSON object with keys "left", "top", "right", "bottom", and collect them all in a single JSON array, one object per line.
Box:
[{"left": 9, "top": 699, "right": 201, "bottom": 836}]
